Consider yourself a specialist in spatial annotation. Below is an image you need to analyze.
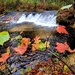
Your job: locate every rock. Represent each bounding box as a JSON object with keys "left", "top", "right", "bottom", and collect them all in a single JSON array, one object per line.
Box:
[
  {"left": 56, "top": 4, "right": 75, "bottom": 26},
  {"left": 9, "top": 23, "right": 55, "bottom": 38},
  {"left": 3, "top": 16, "right": 13, "bottom": 21}
]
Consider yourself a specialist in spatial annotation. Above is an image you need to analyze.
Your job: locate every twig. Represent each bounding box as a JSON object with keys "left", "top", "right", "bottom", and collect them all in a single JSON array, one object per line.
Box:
[{"left": 47, "top": 49, "right": 75, "bottom": 74}]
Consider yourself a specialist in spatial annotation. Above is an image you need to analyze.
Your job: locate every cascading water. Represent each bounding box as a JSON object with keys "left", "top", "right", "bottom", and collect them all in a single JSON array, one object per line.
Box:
[
  {"left": 0, "top": 11, "right": 58, "bottom": 27},
  {"left": 16, "top": 11, "right": 58, "bottom": 27}
]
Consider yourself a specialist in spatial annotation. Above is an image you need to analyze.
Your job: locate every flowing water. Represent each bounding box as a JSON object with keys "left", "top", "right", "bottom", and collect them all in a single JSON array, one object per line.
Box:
[
  {"left": 0, "top": 11, "right": 58, "bottom": 27},
  {"left": 15, "top": 11, "right": 58, "bottom": 27}
]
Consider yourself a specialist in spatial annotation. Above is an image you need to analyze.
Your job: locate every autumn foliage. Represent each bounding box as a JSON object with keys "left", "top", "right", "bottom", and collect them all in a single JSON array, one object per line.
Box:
[
  {"left": 56, "top": 25, "right": 68, "bottom": 34},
  {"left": 32, "top": 36, "right": 50, "bottom": 52},
  {"left": 0, "top": 47, "right": 10, "bottom": 63},
  {"left": 55, "top": 42, "right": 69, "bottom": 53},
  {"left": 13, "top": 38, "right": 30, "bottom": 55}
]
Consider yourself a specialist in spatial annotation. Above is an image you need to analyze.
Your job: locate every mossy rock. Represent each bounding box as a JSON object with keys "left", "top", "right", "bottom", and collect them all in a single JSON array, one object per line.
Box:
[{"left": 56, "top": 4, "right": 75, "bottom": 26}]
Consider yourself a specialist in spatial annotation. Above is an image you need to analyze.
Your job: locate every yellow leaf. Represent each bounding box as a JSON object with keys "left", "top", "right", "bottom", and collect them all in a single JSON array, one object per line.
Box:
[
  {"left": 45, "top": 41, "right": 50, "bottom": 48},
  {"left": 6, "top": 47, "right": 10, "bottom": 54}
]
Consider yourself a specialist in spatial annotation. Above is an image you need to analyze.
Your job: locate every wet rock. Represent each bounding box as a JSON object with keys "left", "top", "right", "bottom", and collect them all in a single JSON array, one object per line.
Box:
[{"left": 3, "top": 16, "right": 13, "bottom": 21}]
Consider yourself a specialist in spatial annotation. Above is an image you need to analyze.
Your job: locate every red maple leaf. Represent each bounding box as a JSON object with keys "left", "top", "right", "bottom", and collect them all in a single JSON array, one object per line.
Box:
[
  {"left": 56, "top": 25, "right": 68, "bottom": 34},
  {"left": 55, "top": 42, "right": 69, "bottom": 53},
  {"left": 13, "top": 38, "right": 30, "bottom": 55}
]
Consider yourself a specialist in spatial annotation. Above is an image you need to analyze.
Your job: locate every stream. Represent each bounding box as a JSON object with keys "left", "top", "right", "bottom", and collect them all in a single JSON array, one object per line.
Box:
[{"left": 0, "top": 11, "right": 58, "bottom": 38}]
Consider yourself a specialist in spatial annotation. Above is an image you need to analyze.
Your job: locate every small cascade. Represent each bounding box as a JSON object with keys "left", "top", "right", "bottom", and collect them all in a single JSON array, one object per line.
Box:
[
  {"left": 16, "top": 11, "right": 58, "bottom": 27},
  {"left": 0, "top": 11, "right": 58, "bottom": 27}
]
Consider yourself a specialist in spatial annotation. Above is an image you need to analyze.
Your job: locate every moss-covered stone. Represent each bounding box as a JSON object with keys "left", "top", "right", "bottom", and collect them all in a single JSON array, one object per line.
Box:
[{"left": 56, "top": 4, "right": 75, "bottom": 26}]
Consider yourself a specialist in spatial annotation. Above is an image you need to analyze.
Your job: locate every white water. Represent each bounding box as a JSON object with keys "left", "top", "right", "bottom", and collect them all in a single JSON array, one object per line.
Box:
[
  {"left": 0, "top": 11, "right": 58, "bottom": 27},
  {"left": 16, "top": 12, "right": 58, "bottom": 27}
]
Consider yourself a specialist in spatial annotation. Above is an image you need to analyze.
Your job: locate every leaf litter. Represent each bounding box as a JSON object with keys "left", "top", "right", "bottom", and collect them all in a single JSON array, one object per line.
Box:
[{"left": 0, "top": 30, "right": 75, "bottom": 75}]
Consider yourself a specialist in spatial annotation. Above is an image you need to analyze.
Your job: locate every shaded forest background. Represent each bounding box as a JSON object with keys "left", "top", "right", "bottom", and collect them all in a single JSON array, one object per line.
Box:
[{"left": 0, "top": 0, "right": 73, "bottom": 14}]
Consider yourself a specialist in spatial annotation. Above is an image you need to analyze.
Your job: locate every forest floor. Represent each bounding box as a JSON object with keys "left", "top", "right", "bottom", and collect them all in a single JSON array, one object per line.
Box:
[{"left": 0, "top": 2, "right": 75, "bottom": 75}]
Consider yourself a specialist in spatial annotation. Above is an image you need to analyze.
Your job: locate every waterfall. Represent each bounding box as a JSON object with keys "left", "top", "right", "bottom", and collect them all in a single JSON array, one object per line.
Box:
[
  {"left": 0, "top": 11, "right": 58, "bottom": 27},
  {"left": 16, "top": 11, "right": 58, "bottom": 27}
]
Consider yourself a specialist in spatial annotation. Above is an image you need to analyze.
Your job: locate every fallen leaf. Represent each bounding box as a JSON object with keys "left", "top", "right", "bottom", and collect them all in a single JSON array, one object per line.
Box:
[
  {"left": 15, "top": 35, "right": 22, "bottom": 40},
  {"left": 13, "top": 45, "right": 28, "bottom": 55},
  {"left": 32, "top": 41, "right": 46, "bottom": 52},
  {"left": 33, "top": 36, "right": 41, "bottom": 43},
  {"left": 0, "top": 47, "right": 10, "bottom": 63},
  {"left": 55, "top": 42, "right": 69, "bottom": 53},
  {"left": 64, "top": 65, "right": 69, "bottom": 72},
  {"left": 0, "top": 64, "right": 6, "bottom": 70},
  {"left": 0, "top": 53, "right": 9, "bottom": 63},
  {"left": 44, "top": 41, "right": 50, "bottom": 48},
  {"left": 21, "top": 38, "right": 30, "bottom": 46},
  {"left": 39, "top": 41, "right": 46, "bottom": 51},
  {"left": 32, "top": 43, "right": 39, "bottom": 52},
  {"left": 34, "top": 36, "right": 40, "bottom": 41},
  {"left": 32, "top": 36, "right": 50, "bottom": 51},
  {"left": 0, "top": 31, "right": 10, "bottom": 46},
  {"left": 13, "top": 38, "right": 30, "bottom": 55},
  {"left": 32, "top": 36, "right": 41, "bottom": 52},
  {"left": 56, "top": 25, "right": 68, "bottom": 34},
  {"left": 6, "top": 47, "right": 10, "bottom": 54},
  {"left": 61, "top": 4, "right": 72, "bottom": 10}
]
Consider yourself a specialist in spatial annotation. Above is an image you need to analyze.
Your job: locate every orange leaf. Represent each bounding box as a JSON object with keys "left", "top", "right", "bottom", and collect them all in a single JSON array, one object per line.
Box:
[
  {"left": 21, "top": 38, "right": 30, "bottom": 46},
  {"left": 34, "top": 36, "right": 40, "bottom": 41},
  {"left": 0, "top": 53, "right": 9, "bottom": 63},
  {"left": 32, "top": 36, "right": 41, "bottom": 52},
  {"left": 0, "top": 47, "right": 10, "bottom": 63},
  {"left": 13, "top": 38, "right": 30, "bottom": 55},
  {"left": 13, "top": 45, "right": 28, "bottom": 55},
  {"left": 33, "top": 36, "right": 41, "bottom": 43},
  {"left": 0, "top": 64, "right": 6, "bottom": 70},
  {"left": 55, "top": 42, "right": 69, "bottom": 53},
  {"left": 32, "top": 43, "right": 39, "bottom": 52},
  {"left": 56, "top": 25, "right": 68, "bottom": 34}
]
